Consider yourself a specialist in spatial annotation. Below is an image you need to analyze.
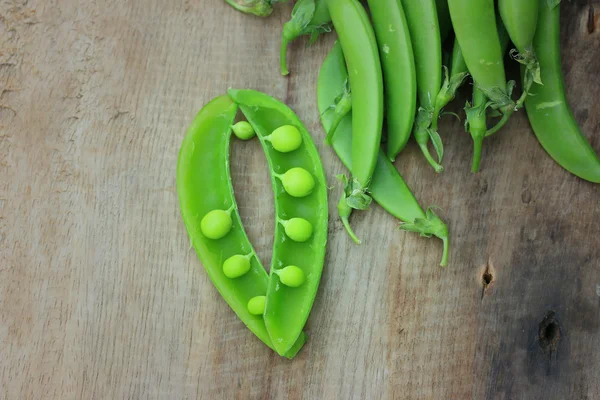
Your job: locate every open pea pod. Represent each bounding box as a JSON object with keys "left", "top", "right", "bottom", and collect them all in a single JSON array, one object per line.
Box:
[
  {"left": 228, "top": 89, "right": 329, "bottom": 356},
  {"left": 177, "top": 95, "right": 306, "bottom": 358}
]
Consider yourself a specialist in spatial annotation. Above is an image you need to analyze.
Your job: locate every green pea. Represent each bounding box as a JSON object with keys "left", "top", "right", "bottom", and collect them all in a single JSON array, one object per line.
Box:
[
  {"left": 247, "top": 295, "right": 266, "bottom": 315},
  {"left": 200, "top": 209, "right": 232, "bottom": 239},
  {"left": 269, "top": 125, "right": 302, "bottom": 153},
  {"left": 283, "top": 218, "right": 313, "bottom": 242},
  {"left": 222, "top": 254, "right": 251, "bottom": 278},
  {"left": 281, "top": 167, "right": 315, "bottom": 197},
  {"left": 275, "top": 266, "right": 306, "bottom": 288},
  {"left": 231, "top": 121, "right": 256, "bottom": 140}
]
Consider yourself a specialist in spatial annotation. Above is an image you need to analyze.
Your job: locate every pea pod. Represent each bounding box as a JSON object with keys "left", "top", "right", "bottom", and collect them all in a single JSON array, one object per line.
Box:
[
  {"left": 318, "top": 41, "right": 450, "bottom": 266},
  {"left": 176, "top": 95, "right": 306, "bottom": 358},
  {"left": 326, "top": 0, "right": 384, "bottom": 207},
  {"left": 524, "top": 1, "right": 600, "bottom": 183},
  {"left": 448, "top": 0, "right": 515, "bottom": 118},
  {"left": 400, "top": 0, "right": 444, "bottom": 173},
  {"left": 464, "top": 17, "right": 511, "bottom": 172},
  {"left": 367, "top": 0, "right": 417, "bottom": 161},
  {"left": 499, "top": 0, "right": 541, "bottom": 97},
  {"left": 228, "top": 89, "right": 329, "bottom": 355},
  {"left": 280, "top": 0, "right": 331, "bottom": 75}
]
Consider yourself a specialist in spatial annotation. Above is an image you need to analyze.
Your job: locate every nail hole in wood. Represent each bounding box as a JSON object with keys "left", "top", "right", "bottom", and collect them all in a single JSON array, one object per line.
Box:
[
  {"left": 538, "top": 311, "right": 561, "bottom": 355},
  {"left": 479, "top": 262, "right": 496, "bottom": 300},
  {"left": 482, "top": 271, "right": 493, "bottom": 286}
]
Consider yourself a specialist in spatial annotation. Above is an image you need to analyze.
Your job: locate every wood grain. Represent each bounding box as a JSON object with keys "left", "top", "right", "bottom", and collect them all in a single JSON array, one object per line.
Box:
[{"left": 1, "top": 0, "right": 599, "bottom": 399}]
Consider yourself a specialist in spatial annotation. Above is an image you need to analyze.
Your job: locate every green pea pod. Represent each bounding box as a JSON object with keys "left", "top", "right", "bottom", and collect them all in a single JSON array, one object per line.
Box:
[
  {"left": 499, "top": 0, "right": 541, "bottom": 106},
  {"left": 524, "top": 2, "right": 600, "bottom": 183},
  {"left": 367, "top": 0, "right": 417, "bottom": 162},
  {"left": 400, "top": 0, "right": 444, "bottom": 173},
  {"left": 326, "top": 0, "right": 384, "bottom": 203},
  {"left": 224, "top": 0, "right": 274, "bottom": 16},
  {"left": 177, "top": 95, "right": 306, "bottom": 358},
  {"left": 227, "top": 89, "right": 329, "bottom": 355},
  {"left": 280, "top": 0, "right": 332, "bottom": 75},
  {"left": 465, "top": 16, "right": 512, "bottom": 172},
  {"left": 318, "top": 41, "right": 450, "bottom": 266},
  {"left": 448, "top": 0, "right": 514, "bottom": 113}
]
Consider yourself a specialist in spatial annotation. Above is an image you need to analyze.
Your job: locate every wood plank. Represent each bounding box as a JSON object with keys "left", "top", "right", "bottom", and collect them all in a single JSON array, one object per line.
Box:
[{"left": 0, "top": 0, "right": 598, "bottom": 399}]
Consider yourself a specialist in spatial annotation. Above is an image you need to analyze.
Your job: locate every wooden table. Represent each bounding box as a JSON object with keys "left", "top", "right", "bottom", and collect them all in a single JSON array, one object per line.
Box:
[{"left": 1, "top": 0, "right": 599, "bottom": 398}]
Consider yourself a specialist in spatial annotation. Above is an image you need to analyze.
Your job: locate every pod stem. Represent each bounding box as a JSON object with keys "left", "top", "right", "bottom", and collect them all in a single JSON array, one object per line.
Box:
[
  {"left": 486, "top": 109, "right": 512, "bottom": 137},
  {"left": 439, "top": 236, "right": 449, "bottom": 267},
  {"left": 471, "top": 134, "right": 484, "bottom": 173},
  {"left": 418, "top": 142, "right": 444, "bottom": 173},
  {"left": 399, "top": 207, "right": 449, "bottom": 267},
  {"left": 280, "top": 37, "right": 290, "bottom": 76},
  {"left": 325, "top": 114, "right": 343, "bottom": 144},
  {"left": 414, "top": 108, "right": 444, "bottom": 173},
  {"left": 325, "top": 80, "right": 352, "bottom": 145},
  {"left": 337, "top": 195, "right": 361, "bottom": 245}
]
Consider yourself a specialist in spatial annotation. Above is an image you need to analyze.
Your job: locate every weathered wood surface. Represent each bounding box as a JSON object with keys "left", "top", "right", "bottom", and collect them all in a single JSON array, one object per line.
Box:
[{"left": 1, "top": 0, "right": 599, "bottom": 399}]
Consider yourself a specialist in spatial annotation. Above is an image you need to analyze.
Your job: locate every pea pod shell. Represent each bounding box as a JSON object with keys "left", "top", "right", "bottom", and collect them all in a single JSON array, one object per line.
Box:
[
  {"left": 400, "top": 0, "right": 442, "bottom": 109},
  {"left": 524, "top": 2, "right": 600, "bottom": 183},
  {"left": 367, "top": 0, "right": 417, "bottom": 160},
  {"left": 228, "top": 89, "right": 329, "bottom": 355},
  {"left": 448, "top": 0, "right": 507, "bottom": 94},
  {"left": 318, "top": 42, "right": 425, "bottom": 223},
  {"left": 177, "top": 95, "right": 305, "bottom": 358},
  {"left": 326, "top": 0, "right": 384, "bottom": 188},
  {"left": 498, "top": 0, "right": 539, "bottom": 54}
]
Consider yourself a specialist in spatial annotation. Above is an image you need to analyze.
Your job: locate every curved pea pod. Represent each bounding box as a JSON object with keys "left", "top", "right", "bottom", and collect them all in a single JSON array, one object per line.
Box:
[
  {"left": 448, "top": 0, "right": 514, "bottom": 111},
  {"left": 464, "top": 16, "right": 512, "bottom": 173},
  {"left": 224, "top": 0, "right": 274, "bottom": 16},
  {"left": 326, "top": 0, "right": 384, "bottom": 205},
  {"left": 280, "top": 0, "right": 331, "bottom": 75},
  {"left": 367, "top": 0, "right": 417, "bottom": 161},
  {"left": 524, "top": 2, "right": 600, "bottom": 183},
  {"left": 400, "top": 0, "right": 444, "bottom": 173},
  {"left": 498, "top": 0, "right": 541, "bottom": 96},
  {"left": 176, "top": 95, "right": 306, "bottom": 358},
  {"left": 318, "top": 41, "right": 450, "bottom": 266},
  {"left": 227, "top": 89, "right": 329, "bottom": 355}
]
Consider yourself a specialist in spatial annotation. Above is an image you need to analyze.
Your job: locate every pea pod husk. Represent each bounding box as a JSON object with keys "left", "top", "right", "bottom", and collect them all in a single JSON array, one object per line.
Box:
[
  {"left": 318, "top": 41, "right": 450, "bottom": 266},
  {"left": 228, "top": 88, "right": 329, "bottom": 355},
  {"left": 367, "top": 0, "right": 417, "bottom": 161},
  {"left": 177, "top": 95, "right": 306, "bottom": 358},
  {"left": 401, "top": 0, "right": 444, "bottom": 172},
  {"left": 524, "top": 0, "right": 600, "bottom": 183},
  {"left": 326, "top": 0, "right": 384, "bottom": 199}
]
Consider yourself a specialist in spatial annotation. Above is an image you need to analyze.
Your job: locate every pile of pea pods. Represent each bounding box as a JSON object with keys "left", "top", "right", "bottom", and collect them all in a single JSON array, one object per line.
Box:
[{"left": 180, "top": 0, "right": 600, "bottom": 358}]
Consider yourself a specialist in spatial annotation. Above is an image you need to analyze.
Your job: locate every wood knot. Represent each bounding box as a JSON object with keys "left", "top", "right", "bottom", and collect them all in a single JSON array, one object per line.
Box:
[{"left": 538, "top": 311, "right": 561, "bottom": 356}]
